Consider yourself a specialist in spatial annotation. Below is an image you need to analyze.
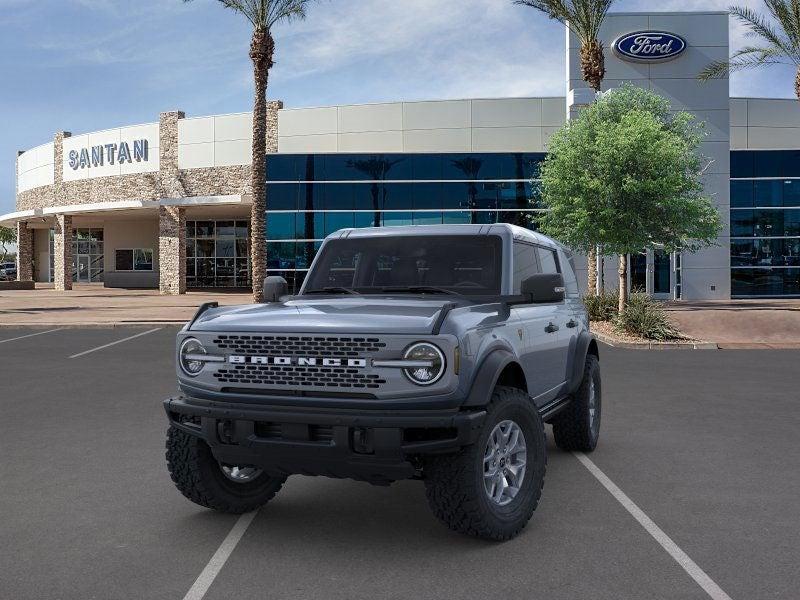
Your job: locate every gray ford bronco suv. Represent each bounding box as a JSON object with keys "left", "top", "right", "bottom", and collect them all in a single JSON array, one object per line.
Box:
[{"left": 164, "top": 224, "right": 600, "bottom": 540}]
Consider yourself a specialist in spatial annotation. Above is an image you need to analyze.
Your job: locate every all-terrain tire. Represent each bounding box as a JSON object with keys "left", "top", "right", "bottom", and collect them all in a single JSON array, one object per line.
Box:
[
  {"left": 552, "top": 355, "right": 601, "bottom": 452},
  {"left": 166, "top": 426, "right": 286, "bottom": 513},
  {"left": 423, "top": 386, "right": 547, "bottom": 541}
]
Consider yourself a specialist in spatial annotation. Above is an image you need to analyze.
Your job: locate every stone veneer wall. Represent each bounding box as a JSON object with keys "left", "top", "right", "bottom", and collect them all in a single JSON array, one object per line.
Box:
[
  {"left": 158, "top": 206, "right": 186, "bottom": 295},
  {"left": 53, "top": 214, "right": 73, "bottom": 291},
  {"left": 16, "top": 222, "right": 33, "bottom": 281}
]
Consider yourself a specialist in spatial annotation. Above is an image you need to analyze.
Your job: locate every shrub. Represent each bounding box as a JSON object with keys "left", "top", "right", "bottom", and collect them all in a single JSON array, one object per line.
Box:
[
  {"left": 583, "top": 289, "right": 619, "bottom": 322},
  {"left": 614, "top": 293, "right": 684, "bottom": 341}
]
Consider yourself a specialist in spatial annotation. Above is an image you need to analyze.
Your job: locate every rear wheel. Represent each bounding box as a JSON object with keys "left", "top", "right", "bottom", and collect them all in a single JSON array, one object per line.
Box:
[
  {"left": 552, "top": 355, "right": 601, "bottom": 452},
  {"left": 166, "top": 426, "right": 286, "bottom": 513},
  {"left": 423, "top": 386, "right": 547, "bottom": 541}
]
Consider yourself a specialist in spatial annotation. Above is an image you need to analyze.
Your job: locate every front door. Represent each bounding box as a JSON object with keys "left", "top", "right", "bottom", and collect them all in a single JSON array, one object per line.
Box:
[
  {"left": 652, "top": 249, "right": 672, "bottom": 299},
  {"left": 77, "top": 255, "right": 90, "bottom": 282}
]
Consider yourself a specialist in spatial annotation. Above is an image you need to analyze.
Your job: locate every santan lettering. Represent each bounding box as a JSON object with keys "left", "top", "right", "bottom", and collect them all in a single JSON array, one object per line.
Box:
[
  {"left": 68, "top": 139, "right": 148, "bottom": 170},
  {"left": 629, "top": 35, "right": 674, "bottom": 56}
]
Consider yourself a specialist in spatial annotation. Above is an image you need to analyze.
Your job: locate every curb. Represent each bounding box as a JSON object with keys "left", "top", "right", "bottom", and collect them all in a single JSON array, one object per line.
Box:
[
  {"left": 593, "top": 330, "right": 719, "bottom": 350},
  {"left": 0, "top": 322, "right": 187, "bottom": 329}
]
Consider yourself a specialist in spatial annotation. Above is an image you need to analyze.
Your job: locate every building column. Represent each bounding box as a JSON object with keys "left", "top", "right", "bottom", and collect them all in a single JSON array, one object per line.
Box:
[
  {"left": 53, "top": 214, "right": 73, "bottom": 291},
  {"left": 159, "top": 205, "right": 186, "bottom": 295},
  {"left": 16, "top": 221, "right": 34, "bottom": 282}
]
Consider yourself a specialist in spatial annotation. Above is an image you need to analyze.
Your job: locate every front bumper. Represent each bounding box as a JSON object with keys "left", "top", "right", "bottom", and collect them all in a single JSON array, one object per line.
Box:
[{"left": 164, "top": 395, "right": 486, "bottom": 484}]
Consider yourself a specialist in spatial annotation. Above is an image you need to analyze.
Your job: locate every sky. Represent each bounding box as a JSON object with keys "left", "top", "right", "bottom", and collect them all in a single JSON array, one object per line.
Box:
[{"left": 0, "top": 0, "right": 797, "bottom": 216}]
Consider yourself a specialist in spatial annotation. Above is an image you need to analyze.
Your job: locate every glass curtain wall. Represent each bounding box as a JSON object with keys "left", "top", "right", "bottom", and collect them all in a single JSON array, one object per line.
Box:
[
  {"left": 186, "top": 220, "right": 251, "bottom": 288},
  {"left": 731, "top": 151, "right": 800, "bottom": 297},
  {"left": 265, "top": 153, "right": 546, "bottom": 292}
]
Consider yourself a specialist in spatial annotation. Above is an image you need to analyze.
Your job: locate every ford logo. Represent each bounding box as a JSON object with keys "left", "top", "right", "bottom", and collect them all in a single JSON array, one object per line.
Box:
[{"left": 613, "top": 31, "right": 687, "bottom": 62}]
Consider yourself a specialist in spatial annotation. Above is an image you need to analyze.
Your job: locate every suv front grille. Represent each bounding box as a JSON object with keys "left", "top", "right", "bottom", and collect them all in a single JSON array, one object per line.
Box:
[
  {"left": 213, "top": 364, "right": 387, "bottom": 389},
  {"left": 212, "top": 335, "right": 386, "bottom": 357}
]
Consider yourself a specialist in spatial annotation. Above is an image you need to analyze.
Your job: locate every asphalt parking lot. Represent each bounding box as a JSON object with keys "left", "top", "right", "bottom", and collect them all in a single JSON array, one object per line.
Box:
[{"left": 1, "top": 327, "right": 799, "bottom": 600}]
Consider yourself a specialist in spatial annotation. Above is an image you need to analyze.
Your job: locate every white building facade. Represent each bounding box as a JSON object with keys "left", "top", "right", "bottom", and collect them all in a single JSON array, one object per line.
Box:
[{"left": 3, "top": 11, "right": 799, "bottom": 299}]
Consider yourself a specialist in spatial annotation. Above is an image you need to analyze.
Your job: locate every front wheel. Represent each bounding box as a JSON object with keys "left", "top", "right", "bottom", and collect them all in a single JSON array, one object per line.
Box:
[
  {"left": 166, "top": 426, "right": 286, "bottom": 513},
  {"left": 423, "top": 386, "right": 547, "bottom": 541}
]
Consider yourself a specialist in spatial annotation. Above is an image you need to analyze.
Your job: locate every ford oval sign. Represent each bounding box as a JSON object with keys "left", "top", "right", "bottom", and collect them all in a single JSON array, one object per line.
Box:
[{"left": 613, "top": 31, "right": 687, "bottom": 63}]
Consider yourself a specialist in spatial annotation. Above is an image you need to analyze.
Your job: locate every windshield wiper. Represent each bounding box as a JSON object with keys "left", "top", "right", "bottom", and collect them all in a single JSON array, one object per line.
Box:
[
  {"left": 304, "top": 287, "right": 361, "bottom": 295},
  {"left": 377, "top": 286, "right": 462, "bottom": 296}
]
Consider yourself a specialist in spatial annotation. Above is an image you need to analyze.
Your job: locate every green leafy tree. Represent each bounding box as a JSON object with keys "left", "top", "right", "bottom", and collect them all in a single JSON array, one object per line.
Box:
[
  {"left": 699, "top": 2, "right": 800, "bottom": 100},
  {"left": 514, "top": 0, "right": 616, "bottom": 294},
  {"left": 184, "top": 0, "right": 315, "bottom": 302},
  {"left": 536, "top": 85, "right": 722, "bottom": 313},
  {"left": 0, "top": 226, "right": 15, "bottom": 263}
]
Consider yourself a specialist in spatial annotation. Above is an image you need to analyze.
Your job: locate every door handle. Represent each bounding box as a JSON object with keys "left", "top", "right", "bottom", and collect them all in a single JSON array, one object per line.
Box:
[
  {"left": 544, "top": 322, "right": 559, "bottom": 334},
  {"left": 566, "top": 319, "right": 578, "bottom": 328}
]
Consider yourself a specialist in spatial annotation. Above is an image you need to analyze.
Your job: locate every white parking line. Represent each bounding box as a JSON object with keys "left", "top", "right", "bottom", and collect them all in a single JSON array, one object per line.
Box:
[
  {"left": 68, "top": 328, "right": 162, "bottom": 359},
  {"left": 574, "top": 452, "right": 733, "bottom": 600},
  {"left": 0, "top": 329, "right": 63, "bottom": 344},
  {"left": 182, "top": 511, "right": 259, "bottom": 600}
]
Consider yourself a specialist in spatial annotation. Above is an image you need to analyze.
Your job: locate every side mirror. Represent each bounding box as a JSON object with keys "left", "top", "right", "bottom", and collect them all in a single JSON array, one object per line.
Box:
[
  {"left": 521, "top": 273, "right": 565, "bottom": 304},
  {"left": 263, "top": 275, "right": 288, "bottom": 303}
]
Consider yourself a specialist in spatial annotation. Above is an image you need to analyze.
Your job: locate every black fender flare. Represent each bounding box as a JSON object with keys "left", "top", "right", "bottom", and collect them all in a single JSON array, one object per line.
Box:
[
  {"left": 567, "top": 331, "right": 599, "bottom": 395},
  {"left": 463, "top": 348, "right": 519, "bottom": 408}
]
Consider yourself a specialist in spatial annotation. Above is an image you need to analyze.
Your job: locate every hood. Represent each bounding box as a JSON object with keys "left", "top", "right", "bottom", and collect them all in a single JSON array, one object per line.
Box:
[{"left": 189, "top": 297, "right": 457, "bottom": 335}]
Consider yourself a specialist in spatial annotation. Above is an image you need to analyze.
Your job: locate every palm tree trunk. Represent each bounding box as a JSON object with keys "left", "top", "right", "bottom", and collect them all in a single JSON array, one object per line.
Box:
[
  {"left": 796, "top": 67, "right": 800, "bottom": 102},
  {"left": 580, "top": 38, "right": 604, "bottom": 295},
  {"left": 618, "top": 254, "right": 628, "bottom": 314},
  {"left": 580, "top": 40, "right": 605, "bottom": 93},
  {"left": 249, "top": 29, "right": 274, "bottom": 303}
]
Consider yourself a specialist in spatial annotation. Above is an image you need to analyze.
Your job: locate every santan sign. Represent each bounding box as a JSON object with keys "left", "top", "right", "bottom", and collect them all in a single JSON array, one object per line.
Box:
[
  {"left": 68, "top": 139, "right": 149, "bottom": 170},
  {"left": 613, "top": 31, "right": 687, "bottom": 62}
]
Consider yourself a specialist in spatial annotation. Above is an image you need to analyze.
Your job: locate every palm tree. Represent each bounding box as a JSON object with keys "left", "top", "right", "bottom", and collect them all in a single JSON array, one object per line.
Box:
[
  {"left": 514, "top": 0, "right": 616, "bottom": 295},
  {"left": 699, "top": 3, "right": 800, "bottom": 101},
  {"left": 185, "top": 0, "right": 313, "bottom": 302},
  {"left": 348, "top": 157, "right": 405, "bottom": 227}
]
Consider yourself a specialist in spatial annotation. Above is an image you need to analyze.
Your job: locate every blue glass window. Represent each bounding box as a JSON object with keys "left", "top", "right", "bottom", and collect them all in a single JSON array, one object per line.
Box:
[
  {"left": 325, "top": 212, "right": 354, "bottom": 236},
  {"left": 732, "top": 268, "right": 800, "bottom": 296},
  {"left": 730, "top": 181, "right": 753, "bottom": 208},
  {"left": 412, "top": 154, "right": 443, "bottom": 180},
  {"left": 754, "top": 151, "right": 783, "bottom": 178},
  {"left": 413, "top": 212, "right": 443, "bottom": 225},
  {"left": 324, "top": 183, "right": 354, "bottom": 211},
  {"left": 754, "top": 180, "right": 783, "bottom": 207},
  {"left": 296, "top": 184, "right": 324, "bottom": 211},
  {"left": 382, "top": 212, "right": 413, "bottom": 227},
  {"left": 783, "top": 180, "right": 800, "bottom": 207},
  {"left": 267, "top": 184, "right": 299, "bottom": 211},
  {"left": 441, "top": 183, "right": 470, "bottom": 210},
  {"left": 266, "top": 155, "right": 299, "bottom": 181},
  {"left": 730, "top": 151, "right": 754, "bottom": 178},
  {"left": 412, "top": 183, "right": 443, "bottom": 210},
  {"left": 443, "top": 211, "right": 472, "bottom": 224},
  {"left": 266, "top": 213, "right": 296, "bottom": 240},
  {"left": 381, "top": 183, "right": 413, "bottom": 210},
  {"left": 355, "top": 212, "right": 380, "bottom": 228}
]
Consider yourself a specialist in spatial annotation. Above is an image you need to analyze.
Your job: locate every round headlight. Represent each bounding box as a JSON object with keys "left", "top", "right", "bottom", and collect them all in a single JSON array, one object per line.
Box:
[
  {"left": 403, "top": 342, "right": 446, "bottom": 386},
  {"left": 179, "top": 337, "right": 207, "bottom": 376}
]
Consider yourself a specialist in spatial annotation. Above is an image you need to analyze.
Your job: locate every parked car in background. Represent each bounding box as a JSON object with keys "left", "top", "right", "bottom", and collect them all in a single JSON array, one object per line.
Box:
[{"left": 0, "top": 262, "right": 16, "bottom": 281}]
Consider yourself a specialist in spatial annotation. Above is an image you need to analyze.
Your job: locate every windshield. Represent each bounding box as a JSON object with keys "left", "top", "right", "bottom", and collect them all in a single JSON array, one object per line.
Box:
[{"left": 303, "top": 235, "right": 503, "bottom": 296}]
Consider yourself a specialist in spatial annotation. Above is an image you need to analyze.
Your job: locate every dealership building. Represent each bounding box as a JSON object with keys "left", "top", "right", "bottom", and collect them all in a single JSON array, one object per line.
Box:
[{"left": 3, "top": 10, "right": 800, "bottom": 299}]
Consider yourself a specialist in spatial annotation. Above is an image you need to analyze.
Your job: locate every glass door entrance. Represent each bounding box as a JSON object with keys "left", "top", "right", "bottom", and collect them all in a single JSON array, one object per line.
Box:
[
  {"left": 627, "top": 249, "right": 675, "bottom": 299},
  {"left": 71, "top": 228, "right": 104, "bottom": 283}
]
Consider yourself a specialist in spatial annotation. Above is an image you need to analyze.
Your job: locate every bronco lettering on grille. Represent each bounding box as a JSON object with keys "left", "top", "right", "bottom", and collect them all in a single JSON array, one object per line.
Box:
[{"left": 228, "top": 355, "right": 368, "bottom": 368}]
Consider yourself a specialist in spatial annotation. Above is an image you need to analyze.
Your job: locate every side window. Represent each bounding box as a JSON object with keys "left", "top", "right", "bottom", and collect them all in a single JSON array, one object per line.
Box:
[
  {"left": 561, "top": 250, "right": 580, "bottom": 297},
  {"left": 536, "top": 246, "right": 560, "bottom": 274},
  {"left": 513, "top": 242, "right": 540, "bottom": 293}
]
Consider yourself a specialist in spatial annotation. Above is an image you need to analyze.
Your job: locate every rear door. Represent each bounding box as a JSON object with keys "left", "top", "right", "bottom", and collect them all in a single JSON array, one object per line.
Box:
[
  {"left": 510, "top": 241, "right": 560, "bottom": 402},
  {"left": 534, "top": 245, "right": 570, "bottom": 393}
]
